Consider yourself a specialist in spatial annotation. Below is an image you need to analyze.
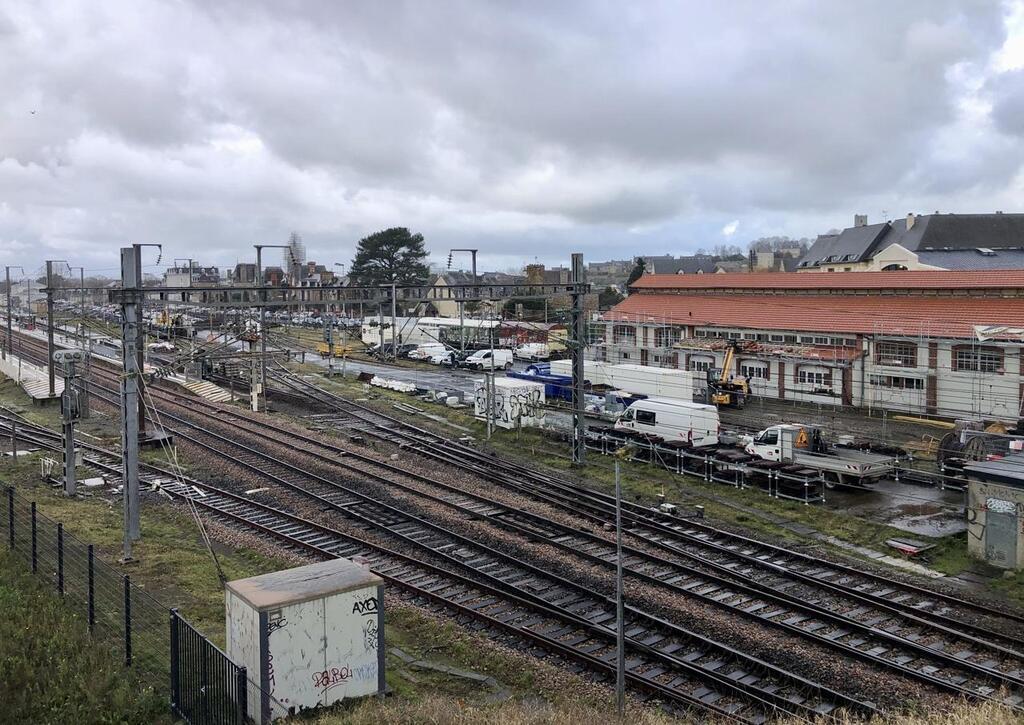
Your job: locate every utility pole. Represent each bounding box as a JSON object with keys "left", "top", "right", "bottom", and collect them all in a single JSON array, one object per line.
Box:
[
  {"left": 4, "top": 267, "right": 10, "bottom": 359},
  {"left": 120, "top": 246, "right": 142, "bottom": 561},
  {"left": 333, "top": 262, "right": 346, "bottom": 319},
  {"left": 254, "top": 244, "right": 292, "bottom": 412},
  {"left": 46, "top": 261, "right": 56, "bottom": 397},
  {"left": 5, "top": 266, "right": 24, "bottom": 360},
  {"left": 325, "top": 312, "right": 334, "bottom": 376},
  {"left": 390, "top": 281, "right": 397, "bottom": 361},
  {"left": 80, "top": 266, "right": 85, "bottom": 342},
  {"left": 615, "top": 460, "right": 626, "bottom": 719},
  {"left": 570, "top": 252, "right": 587, "bottom": 465},
  {"left": 448, "top": 249, "right": 478, "bottom": 353},
  {"left": 56, "top": 350, "right": 88, "bottom": 497},
  {"left": 487, "top": 304, "right": 495, "bottom": 438},
  {"left": 255, "top": 245, "right": 263, "bottom": 412}
]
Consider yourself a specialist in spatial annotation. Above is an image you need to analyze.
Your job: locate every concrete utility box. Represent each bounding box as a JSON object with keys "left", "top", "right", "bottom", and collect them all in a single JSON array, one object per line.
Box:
[
  {"left": 965, "top": 454, "right": 1024, "bottom": 570},
  {"left": 474, "top": 377, "right": 546, "bottom": 429},
  {"left": 225, "top": 558, "right": 385, "bottom": 721}
]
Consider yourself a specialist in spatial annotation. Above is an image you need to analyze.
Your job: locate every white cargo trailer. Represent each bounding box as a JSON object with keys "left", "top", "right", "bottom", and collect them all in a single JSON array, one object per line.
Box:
[
  {"left": 550, "top": 360, "right": 694, "bottom": 400},
  {"left": 474, "top": 377, "right": 546, "bottom": 429},
  {"left": 550, "top": 358, "right": 612, "bottom": 386},
  {"left": 225, "top": 558, "right": 385, "bottom": 721},
  {"left": 606, "top": 364, "right": 694, "bottom": 401}
]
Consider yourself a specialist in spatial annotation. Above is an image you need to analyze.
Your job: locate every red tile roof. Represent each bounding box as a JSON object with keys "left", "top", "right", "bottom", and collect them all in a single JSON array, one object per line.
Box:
[
  {"left": 630, "top": 270, "right": 1024, "bottom": 291},
  {"left": 604, "top": 293, "right": 1024, "bottom": 339}
]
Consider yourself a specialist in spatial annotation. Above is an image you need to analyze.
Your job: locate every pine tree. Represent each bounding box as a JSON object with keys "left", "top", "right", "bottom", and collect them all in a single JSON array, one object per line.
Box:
[
  {"left": 598, "top": 286, "right": 625, "bottom": 309},
  {"left": 625, "top": 257, "right": 647, "bottom": 287},
  {"left": 349, "top": 228, "right": 430, "bottom": 286}
]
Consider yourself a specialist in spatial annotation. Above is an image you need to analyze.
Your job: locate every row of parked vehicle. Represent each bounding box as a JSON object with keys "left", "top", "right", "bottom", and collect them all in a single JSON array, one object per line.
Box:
[{"left": 367, "top": 341, "right": 557, "bottom": 370}]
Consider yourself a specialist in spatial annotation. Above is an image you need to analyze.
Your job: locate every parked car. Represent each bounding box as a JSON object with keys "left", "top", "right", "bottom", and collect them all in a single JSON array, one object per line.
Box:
[
  {"left": 367, "top": 342, "right": 418, "bottom": 359},
  {"left": 461, "top": 349, "right": 514, "bottom": 371},
  {"left": 429, "top": 350, "right": 457, "bottom": 366}
]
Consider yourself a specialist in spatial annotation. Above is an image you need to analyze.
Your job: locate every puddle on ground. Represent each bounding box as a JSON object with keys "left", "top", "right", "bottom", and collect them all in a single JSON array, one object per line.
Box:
[{"left": 827, "top": 483, "right": 966, "bottom": 537}]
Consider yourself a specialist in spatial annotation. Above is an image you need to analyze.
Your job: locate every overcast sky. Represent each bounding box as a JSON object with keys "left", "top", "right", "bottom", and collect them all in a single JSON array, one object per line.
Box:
[{"left": 4, "top": 1, "right": 1024, "bottom": 277}]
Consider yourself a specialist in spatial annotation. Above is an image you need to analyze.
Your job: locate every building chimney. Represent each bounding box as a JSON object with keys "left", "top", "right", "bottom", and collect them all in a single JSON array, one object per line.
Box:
[
  {"left": 906, "top": 212, "right": 916, "bottom": 230},
  {"left": 854, "top": 214, "right": 868, "bottom": 227}
]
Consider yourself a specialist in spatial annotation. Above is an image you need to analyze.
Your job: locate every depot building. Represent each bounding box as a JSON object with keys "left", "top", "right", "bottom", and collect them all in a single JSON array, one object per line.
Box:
[{"left": 597, "top": 270, "right": 1024, "bottom": 421}]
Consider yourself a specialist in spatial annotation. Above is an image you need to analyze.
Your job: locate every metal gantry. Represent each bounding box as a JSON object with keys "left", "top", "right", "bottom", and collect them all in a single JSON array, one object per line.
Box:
[{"left": 98, "top": 250, "right": 590, "bottom": 557}]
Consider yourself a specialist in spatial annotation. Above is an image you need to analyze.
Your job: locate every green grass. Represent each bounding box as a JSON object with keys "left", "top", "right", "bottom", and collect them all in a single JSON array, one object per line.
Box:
[
  {"left": 0, "top": 550, "right": 170, "bottom": 724},
  {"left": 2, "top": 457, "right": 281, "bottom": 643}
]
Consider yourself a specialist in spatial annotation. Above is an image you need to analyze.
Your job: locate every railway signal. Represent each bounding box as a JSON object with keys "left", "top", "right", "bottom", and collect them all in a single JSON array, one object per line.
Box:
[{"left": 54, "top": 348, "right": 89, "bottom": 497}]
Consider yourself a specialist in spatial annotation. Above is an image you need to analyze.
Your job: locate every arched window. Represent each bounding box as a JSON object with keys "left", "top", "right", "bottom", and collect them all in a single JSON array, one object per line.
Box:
[{"left": 881, "top": 264, "right": 909, "bottom": 271}]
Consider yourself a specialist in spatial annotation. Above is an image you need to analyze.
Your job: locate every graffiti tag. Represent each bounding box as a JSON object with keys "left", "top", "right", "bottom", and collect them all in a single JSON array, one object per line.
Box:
[
  {"left": 266, "top": 608, "right": 287, "bottom": 636},
  {"left": 313, "top": 666, "right": 351, "bottom": 692},
  {"left": 363, "top": 619, "right": 378, "bottom": 653},
  {"left": 352, "top": 596, "right": 378, "bottom": 616}
]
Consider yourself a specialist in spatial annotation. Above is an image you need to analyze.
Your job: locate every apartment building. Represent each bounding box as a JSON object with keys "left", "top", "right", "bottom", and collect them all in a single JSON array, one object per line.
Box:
[{"left": 597, "top": 271, "right": 1024, "bottom": 421}]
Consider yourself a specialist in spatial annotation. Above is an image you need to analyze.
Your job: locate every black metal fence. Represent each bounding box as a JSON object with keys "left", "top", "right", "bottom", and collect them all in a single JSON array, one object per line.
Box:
[
  {"left": 1, "top": 485, "right": 287, "bottom": 725},
  {"left": 171, "top": 609, "right": 249, "bottom": 724},
  {"left": 2, "top": 485, "right": 170, "bottom": 685}
]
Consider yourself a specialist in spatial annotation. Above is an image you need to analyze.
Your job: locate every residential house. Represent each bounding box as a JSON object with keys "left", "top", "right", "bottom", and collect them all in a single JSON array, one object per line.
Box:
[{"left": 798, "top": 212, "right": 1024, "bottom": 272}]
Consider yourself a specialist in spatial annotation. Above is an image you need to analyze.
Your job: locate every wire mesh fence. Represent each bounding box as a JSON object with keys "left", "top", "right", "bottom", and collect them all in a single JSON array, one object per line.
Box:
[
  {"left": 0, "top": 485, "right": 290, "bottom": 724},
  {"left": 1, "top": 486, "right": 170, "bottom": 689}
]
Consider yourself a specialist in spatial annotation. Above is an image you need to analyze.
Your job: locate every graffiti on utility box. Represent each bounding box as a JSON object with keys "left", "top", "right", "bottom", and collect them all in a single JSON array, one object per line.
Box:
[{"left": 474, "top": 379, "right": 546, "bottom": 430}]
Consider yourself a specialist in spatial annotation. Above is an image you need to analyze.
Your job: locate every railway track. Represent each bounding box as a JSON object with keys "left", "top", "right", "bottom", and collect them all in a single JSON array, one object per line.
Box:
[
  {"left": 11, "top": 331, "right": 1024, "bottom": 713},
  {"left": 265, "top": 367, "right": 1024, "bottom": 702},
  {"left": 270, "top": 368, "right": 1024, "bottom": 628},
  {"left": 0, "top": 410, "right": 866, "bottom": 723}
]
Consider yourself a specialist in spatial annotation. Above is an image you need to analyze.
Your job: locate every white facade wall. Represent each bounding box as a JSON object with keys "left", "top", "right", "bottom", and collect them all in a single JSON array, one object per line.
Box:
[{"left": 595, "top": 320, "right": 1023, "bottom": 421}]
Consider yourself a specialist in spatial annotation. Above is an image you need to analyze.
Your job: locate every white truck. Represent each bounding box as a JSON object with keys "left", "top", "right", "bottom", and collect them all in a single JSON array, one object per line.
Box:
[
  {"left": 614, "top": 397, "right": 720, "bottom": 447},
  {"left": 513, "top": 342, "right": 551, "bottom": 361},
  {"left": 462, "top": 348, "right": 514, "bottom": 370},
  {"left": 743, "top": 424, "right": 893, "bottom": 488}
]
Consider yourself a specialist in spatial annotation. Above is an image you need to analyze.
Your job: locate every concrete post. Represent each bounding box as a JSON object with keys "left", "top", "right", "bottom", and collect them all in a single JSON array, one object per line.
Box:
[
  {"left": 61, "top": 357, "right": 77, "bottom": 497},
  {"left": 390, "top": 282, "right": 397, "bottom": 361},
  {"left": 120, "top": 247, "right": 141, "bottom": 559},
  {"left": 256, "top": 246, "right": 265, "bottom": 412},
  {"left": 570, "top": 253, "right": 586, "bottom": 464},
  {"left": 615, "top": 460, "right": 625, "bottom": 720},
  {"left": 46, "top": 261, "right": 56, "bottom": 397}
]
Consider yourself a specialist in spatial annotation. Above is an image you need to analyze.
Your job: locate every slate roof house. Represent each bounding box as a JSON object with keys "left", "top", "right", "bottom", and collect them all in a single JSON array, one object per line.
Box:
[{"left": 798, "top": 213, "right": 1024, "bottom": 272}]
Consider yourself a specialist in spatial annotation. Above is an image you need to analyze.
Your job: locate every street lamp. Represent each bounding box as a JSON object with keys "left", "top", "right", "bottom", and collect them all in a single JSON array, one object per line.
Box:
[
  {"left": 66, "top": 266, "right": 86, "bottom": 343},
  {"left": 333, "top": 263, "right": 351, "bottom": 319},
  {"left": 448, "top": 249, "right": 478, "bottom": 352},
  {"left": 254, "top": 244, "right": 294, "bottom": 412}
]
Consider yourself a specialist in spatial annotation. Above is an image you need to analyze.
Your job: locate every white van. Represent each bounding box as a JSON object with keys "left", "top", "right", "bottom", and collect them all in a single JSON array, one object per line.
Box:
[
  {"left": 614, "top": 397, "right": 719, "bottom": 447},
  {"left": 408, "top": 343, "right": 447, "bottom": 360},
  {"left": 463, "top": 349, "right": 514, "bottom": 370}
]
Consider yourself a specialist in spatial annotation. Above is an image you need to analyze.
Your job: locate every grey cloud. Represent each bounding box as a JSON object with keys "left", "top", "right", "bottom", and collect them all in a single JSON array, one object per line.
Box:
[{"left": 0, "top": 0, "right": 1020, "bottom": 272}]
